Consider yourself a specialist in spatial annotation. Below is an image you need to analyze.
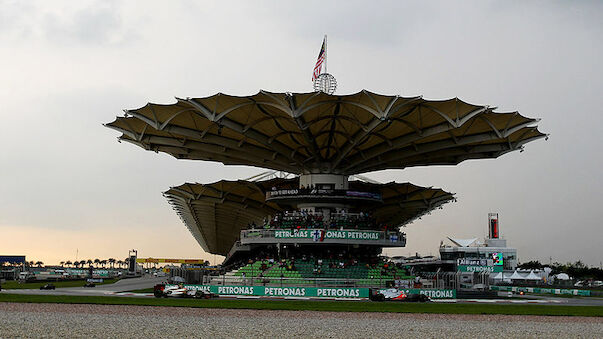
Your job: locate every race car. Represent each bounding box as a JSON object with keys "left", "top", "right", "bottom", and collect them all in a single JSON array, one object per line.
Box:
[
  {"left": 370, "top": 288, "right": 431, "bottom": 302},
  {"left": 39, "top": 283, "right": 56, "bottom": 290},
  {"left": 153, "top": 284, "right": 218, "bottom": 299}
]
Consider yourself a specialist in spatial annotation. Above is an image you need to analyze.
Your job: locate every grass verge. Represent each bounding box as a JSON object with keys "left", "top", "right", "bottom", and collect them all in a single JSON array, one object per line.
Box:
[
  {"left": 0, "top": 279, "right": 118, "bottom": 289},
  {"left": 0, "top": 294, "right": 601, "bottom": 317}
]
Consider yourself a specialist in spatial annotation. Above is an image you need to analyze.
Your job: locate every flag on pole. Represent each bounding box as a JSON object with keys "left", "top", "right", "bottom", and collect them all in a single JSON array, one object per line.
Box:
[{"left": 312, "top": 37, "right": 326, "bottom": 81}]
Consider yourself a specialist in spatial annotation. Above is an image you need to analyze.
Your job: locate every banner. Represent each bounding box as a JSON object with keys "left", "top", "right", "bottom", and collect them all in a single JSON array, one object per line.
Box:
[
  {"left": 267, "top": 189, "right": 381, "bottom": 200},
  {"left": 490, "top": 285, "right": 591, "bottom": 296},
  {"left": 492, "top": 252, "right": 503, "bottom": 266},
  {"left": 169, "top": 285, "right": 368, "bottom": 298},
  {"left": 136, "top": 258, "right": 206, "bottom": 264},
  {"left": 457, "top": 265, "right": 503, "bottom": 273},
  {"left": 167, "top": 285, "right": 458, "bottom": 299},
  {"left": 65, "top": 269, "right": 110, "bottom": 277},
  {"left": 378, "top": 288, "right": 456, "bottom": 299},
  {"left": 457, "top": 258, "right": 493, "bottom": 266},
  {"left": 274, "top": 229, "right": 381, "bottom": 241}
]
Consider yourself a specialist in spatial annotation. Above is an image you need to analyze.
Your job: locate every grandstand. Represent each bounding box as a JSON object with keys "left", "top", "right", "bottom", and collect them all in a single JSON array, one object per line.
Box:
[
  {"left": 106, "top": 90, "right": 546, "bottom": 288},
  {"left": 214, "top": 257, "right": 412, "bottom": 287}
]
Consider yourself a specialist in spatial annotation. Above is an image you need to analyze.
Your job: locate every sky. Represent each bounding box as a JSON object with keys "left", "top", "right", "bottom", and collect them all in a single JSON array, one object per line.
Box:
[{"left": 0, "top": 1, "right": 601, "bottom": 266}]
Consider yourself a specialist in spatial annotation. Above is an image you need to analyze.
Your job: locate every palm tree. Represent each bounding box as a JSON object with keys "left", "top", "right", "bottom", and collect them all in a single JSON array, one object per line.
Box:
[
  {"left": 59, "top": 261, "right": 65, "bottom": 267},
  {"left": 73, "top": 261, "right": 80, "bottom": 268},
  {"left": 80, "top": 260, "right": 87, "bottom": 267},
  {"left": 35, "top": 261, "right": 43, "bottom": 267},
  {"left": 65, "top": 260, "right": 72, "bottom": 268},
  {"left": 117, "top": 260, "right": 123, "bottom": 269},
  {"left": 100, "top": 259, "right": 107, "bottom": 268},
  {"left": 108, "top": 258, "right": 116, "bottom": 269},
  {"left": 94, "top": 259, "right": 100, "bottom": 268}
]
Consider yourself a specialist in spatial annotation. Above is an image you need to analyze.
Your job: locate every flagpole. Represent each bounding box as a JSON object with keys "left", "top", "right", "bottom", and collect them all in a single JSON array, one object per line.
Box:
[{"left": 324, "top": 35, "right": 327, "bottom": 74}]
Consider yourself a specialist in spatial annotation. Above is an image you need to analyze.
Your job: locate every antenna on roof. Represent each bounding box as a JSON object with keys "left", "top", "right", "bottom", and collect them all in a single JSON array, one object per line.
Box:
[{"left": 324, "top": 34, "right": 327, "bottom": 74}]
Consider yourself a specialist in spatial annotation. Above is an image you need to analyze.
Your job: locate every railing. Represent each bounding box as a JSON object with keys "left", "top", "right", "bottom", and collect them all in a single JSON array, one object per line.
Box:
[
  {"left": 210, "top": 275, "right": 403, "bottom": 288},
  {"left": 241, "top": 229, "right": 406, "bottom": 244},
  {"left": 266, "top": 188, "right": 382, "bottom": 201},
  {"left": 271, "top": 210, "right": 367, "bottom": 219}
]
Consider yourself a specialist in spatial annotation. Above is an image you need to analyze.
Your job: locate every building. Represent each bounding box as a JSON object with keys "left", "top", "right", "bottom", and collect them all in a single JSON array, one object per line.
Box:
[
  {"left": 105, "top": 90, "right": 545, "bottom": 287},
  {"left": 440, "top": 238, "right": 517, "bottom": 272},
  {"left": 440, "top": 214, "right": 517, "bottom": 272}
]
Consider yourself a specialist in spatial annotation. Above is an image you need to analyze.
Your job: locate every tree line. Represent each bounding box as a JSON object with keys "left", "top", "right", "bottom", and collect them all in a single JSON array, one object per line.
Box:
[
  {"left": 518, "top": 260, "right": 603, "bottom": 280},
  {"left": 1, "top": 258, "right": 134, "bottom": 269}
]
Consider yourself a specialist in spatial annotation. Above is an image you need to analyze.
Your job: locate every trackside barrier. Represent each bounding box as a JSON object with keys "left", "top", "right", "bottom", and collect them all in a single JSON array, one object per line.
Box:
[
  {"left": 166, "top": 285, "right": 457, "bottom": 299},
  {"left": 490, "top": 286, "right": 591, "bottom": 296},
  {"left": 378, "top": 288, "right": 456, "bottom": 299},
  {"left": 168, "top": 285, "right": 367, "bottom": 298}
]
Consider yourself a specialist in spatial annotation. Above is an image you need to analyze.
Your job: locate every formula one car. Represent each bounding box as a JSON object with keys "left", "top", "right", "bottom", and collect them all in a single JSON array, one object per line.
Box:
[
  {"left": 153, "top": 284, "right": 218, "bottom": 299},
  {"left": 39, "top": 283, "right": 56, "bottom": 290},
  {"left": 370, "top": 288, "right": 431, "bottom": 302}
]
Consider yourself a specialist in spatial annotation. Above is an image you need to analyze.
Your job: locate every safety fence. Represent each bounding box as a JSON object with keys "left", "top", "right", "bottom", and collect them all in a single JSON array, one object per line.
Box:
[
  {"left": 490, "top": 285, "right": 591, "bottom": 296},
  {"left": 166, "top": 284, "right": 457, "bottom": 299}
]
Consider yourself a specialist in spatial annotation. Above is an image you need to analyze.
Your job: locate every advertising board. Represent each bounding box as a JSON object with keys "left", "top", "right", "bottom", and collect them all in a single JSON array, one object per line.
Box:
[
  {"left": 378, "top": 288, "right": 456, "bottom": 299},
  {"left": 274, "top": 229, "right": 381, "bottom": 241},
  {"left": 457, "top": 265, "right": 503, "bottom": 273},
  {"left": 169, "top": 285, "right": 368, "bottom": 298},
  {"left": 490, "top": 285, "right": 591, "bottom": 296},
  {"left": 491, "top": 252, "right": 503, "bottom": 266},
  {"left": 457, "top": 257, "right": 503, "bottom": 272},
  {"left": 167, "top": 285, "right": 458, "bottom": 299}
]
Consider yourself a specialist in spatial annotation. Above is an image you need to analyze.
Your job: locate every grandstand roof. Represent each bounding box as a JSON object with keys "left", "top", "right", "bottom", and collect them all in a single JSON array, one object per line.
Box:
[
  {"left": 163, "top": 178, "right": 454, "bottom": 256},
  {"left": 105, "top": 90, "right": 546, "bottom": 175}
]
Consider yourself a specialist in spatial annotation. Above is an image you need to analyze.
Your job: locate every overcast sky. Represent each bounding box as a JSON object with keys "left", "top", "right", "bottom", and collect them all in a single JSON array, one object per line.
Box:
[{"left": 1, "top": 1, "right": 601, "bottom": 266}]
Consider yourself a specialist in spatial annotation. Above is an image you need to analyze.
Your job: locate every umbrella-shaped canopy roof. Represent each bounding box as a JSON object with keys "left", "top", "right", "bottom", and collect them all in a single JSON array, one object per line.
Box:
[
  {"left": 164, "top": 178, "right": 454, "bottom": 256},
  {"left": 106, "top": 90, "right": 546, "bottom": 175},
  {"left": 164, "top": 180, "right": 282, "bottom": 256},
  {"left": 348, "top": 180, "right": 454, "bottom": 227}
]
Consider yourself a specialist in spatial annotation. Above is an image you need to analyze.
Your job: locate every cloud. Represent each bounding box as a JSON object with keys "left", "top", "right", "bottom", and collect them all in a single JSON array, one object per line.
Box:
[
  {"left": 0, "top": 1, "right": 601, "bottom": 266},
  {"left": 0, "top": 0, "right": 138, "bottom": 46}
]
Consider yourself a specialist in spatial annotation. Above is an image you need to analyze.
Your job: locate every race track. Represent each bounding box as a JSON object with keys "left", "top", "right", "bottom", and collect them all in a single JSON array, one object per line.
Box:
[{"left": 0, "top": 303, "right": 601, "bottom": 338}]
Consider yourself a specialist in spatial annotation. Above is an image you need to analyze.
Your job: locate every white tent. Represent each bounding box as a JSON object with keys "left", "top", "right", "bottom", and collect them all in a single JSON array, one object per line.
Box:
[
  {"left": 525, "top": 270, "right": 542, "bottom": 280},
  {"left": 509, "top": 270, "right": 525, "bottom": 280},
  {"left": 555, "top": 273, "right": 570, "bottom": 280},
  {"left": 490, "top": 272, "right": 512, "bottom": 283},
  {"left": 491, "top": 272, "right": 503, "bottom": 280}
]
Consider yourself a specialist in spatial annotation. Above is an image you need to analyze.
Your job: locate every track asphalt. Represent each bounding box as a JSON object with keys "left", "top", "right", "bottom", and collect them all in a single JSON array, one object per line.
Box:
[{"left": 2, "top": 277, "right": 602, "bottom": 306}]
